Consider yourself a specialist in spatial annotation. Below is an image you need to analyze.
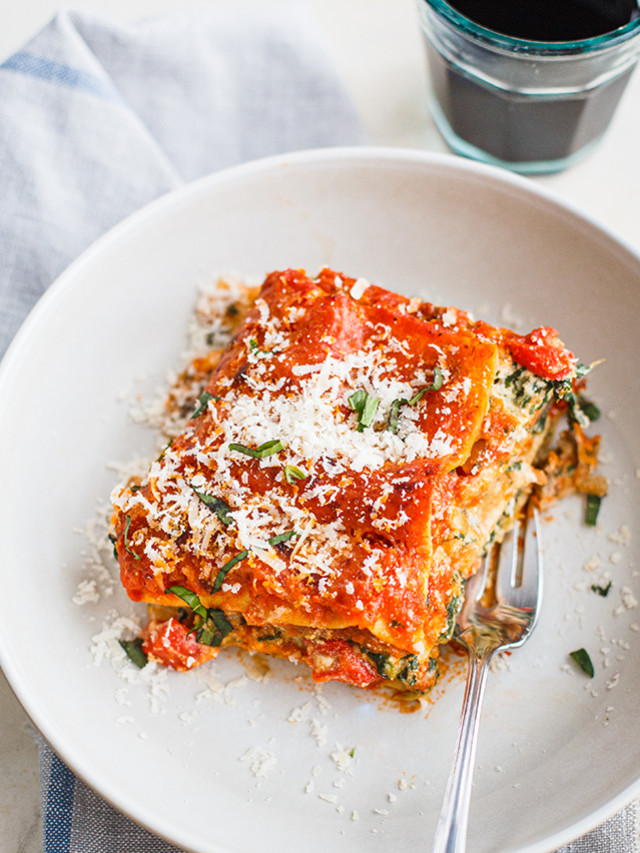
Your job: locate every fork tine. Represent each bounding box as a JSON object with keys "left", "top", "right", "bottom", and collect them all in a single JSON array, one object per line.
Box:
[
  {"left": 496, "top": 509, "right": 543, "bottom": 617},
  {"left": 494, "top": 522, "right": 519, "bottom": 602}
]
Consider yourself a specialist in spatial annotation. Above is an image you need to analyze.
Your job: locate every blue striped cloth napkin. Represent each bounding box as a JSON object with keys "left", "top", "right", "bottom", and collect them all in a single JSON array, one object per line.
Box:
[
  {"left": 0, "top": 2, "right": 365, "bottom": 361},
  {"left": 1, "top": 5, "right": 637, "bottom": 853}
]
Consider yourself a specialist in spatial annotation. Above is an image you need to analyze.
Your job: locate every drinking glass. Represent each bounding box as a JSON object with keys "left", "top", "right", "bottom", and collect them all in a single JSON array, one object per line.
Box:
[{"left": 417, "top": 0, "right": 640, "bottom": 173}]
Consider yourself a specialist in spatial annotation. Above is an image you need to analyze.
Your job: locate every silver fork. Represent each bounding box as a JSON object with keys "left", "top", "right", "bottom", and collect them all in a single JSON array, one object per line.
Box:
[{"left": 433, "top": 509, "right": 543, "bottom": 853}]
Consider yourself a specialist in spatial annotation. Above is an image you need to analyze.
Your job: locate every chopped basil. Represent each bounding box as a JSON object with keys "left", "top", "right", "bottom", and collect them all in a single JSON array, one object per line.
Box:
[
  {"left": 123, "top": 515, "right": 141, "bottom": 561},
  {"left": 407, "top": 388, "right": 429, "bottom": 406},
  {"left": 164, "top": 586, "right": 235, "bottom": 647},
  {"left": 212, "top": 549, "right": 250, "bottom": 592},
  {"left": 360, "top": 395, "right": 379, "bottom": 431},
  {"left": 578, "top": 398, "right": 601, "bottom": 423},
  {"left": 348, "top": 389, "right": 380, "bottom": 432},
  {"left": 591, "top": 581, "right": 612, "bottom": 597},
  {"left": 585, "top": 494, "right": 602, "bottom": 526},
  {"left": 197, "top": 625, "right": 217, "bottom": 646},
  {"left": 388, "top": 366, "right": 444, "bottom": 434},
  {"left": 569, "top": 648, "right": 594, "bottom": 678},
  {"left": 156, "top": 438, "right": 173, "bottom": 461},
  {"left": 197, "top": 609, "right": 234, "bottom": 647},
  {"left": 210, "top": 532, "right": 296, "bottom": 594},
  {"left": 408, "top": 365, "right": 444, "bottom": 404},
  {"left": 210, "top": 609, "right": 233, "bottom": 635},
  {"left": 119, "top": 638, "right": 148, "bottom": 669},
  {"left": 229, "top": 439, "right": 284, "bottom": 459},
  {"left": 552, "top": 380, "right": 595, "bottom": 427},
  {"left": 190, "top": 488, "right": 233, "bottom": 526},
  {"left": 283, "top": 464, "right": 307, "bottom": 484},
  {"left": 108, "top": 533, "right": 118, "bottom": 560},
  {"left": 191, "top": 391, "right": 217, "bottom": 419},
  {"left": 388, "top": 398, "right": 403, "bottom": 435},
  {"left": 563, "top": 388, "right": 600, "bottom": 426},
  {"left": 165, "top": 585, "right": 208, "bottom": 620},
  {"left": 267, "top": 530, "right": 297, "bottom": 547},
  {"left": 553, "top": 358, "right": 600, "bottom": 431},
  {"left": 258, "top": 630, "right": 282, "bottom": 642},
  {"left": 249, "top": 338, "right": 280, "bottom": 356},
  {"left": 575, "top": 362, "right": 593, "bottom": 378}
]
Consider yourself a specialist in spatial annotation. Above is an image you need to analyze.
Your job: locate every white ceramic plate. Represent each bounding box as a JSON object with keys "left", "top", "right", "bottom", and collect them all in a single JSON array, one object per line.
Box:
[{"left": 1, "top": 148, "right": 639, "bottom": 853}]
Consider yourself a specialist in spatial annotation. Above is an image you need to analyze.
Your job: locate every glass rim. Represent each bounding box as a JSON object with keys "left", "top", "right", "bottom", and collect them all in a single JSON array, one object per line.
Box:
[{"left": 421, "top": 0, "right": 640, "bottom": 53}]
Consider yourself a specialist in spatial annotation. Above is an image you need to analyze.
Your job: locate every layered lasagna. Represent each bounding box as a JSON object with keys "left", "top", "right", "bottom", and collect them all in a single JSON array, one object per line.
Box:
[{"left": 111, "top": 268, "right": 602, "bottom": 693}]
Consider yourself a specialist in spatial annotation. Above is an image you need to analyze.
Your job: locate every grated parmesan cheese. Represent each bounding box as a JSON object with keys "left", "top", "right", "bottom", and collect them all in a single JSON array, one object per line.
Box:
[{"left": 240, "top": 746, "right": 277, "bottom": 778}]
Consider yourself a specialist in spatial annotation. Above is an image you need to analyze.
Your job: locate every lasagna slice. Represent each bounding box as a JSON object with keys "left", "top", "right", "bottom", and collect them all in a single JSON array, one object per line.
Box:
[{"left": 111, "top": 268, "right": 600, "bottom": 692}]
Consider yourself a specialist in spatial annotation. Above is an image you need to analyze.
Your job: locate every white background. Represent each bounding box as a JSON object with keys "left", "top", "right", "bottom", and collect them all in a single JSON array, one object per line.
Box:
[{"left": 1, "top": 1, "right": 639, "bottom": 850}]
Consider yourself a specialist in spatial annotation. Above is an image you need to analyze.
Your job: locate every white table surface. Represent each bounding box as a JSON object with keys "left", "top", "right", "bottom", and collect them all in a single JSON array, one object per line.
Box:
[{"left": 1, "top": 2, "right": 639, "bottom": 851}]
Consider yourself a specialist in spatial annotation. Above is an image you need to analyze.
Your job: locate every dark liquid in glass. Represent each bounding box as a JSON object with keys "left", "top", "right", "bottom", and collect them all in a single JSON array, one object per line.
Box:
[
  {"left": 425, "top": 0, "right": 639, "bottom": 170},
  {"left": 447, "top": 0, "right": 638, "bottom": 41}
]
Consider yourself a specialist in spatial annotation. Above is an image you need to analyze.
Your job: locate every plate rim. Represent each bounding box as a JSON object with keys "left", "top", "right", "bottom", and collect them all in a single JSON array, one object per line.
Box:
[{"left": 4, "top": 143, "right": 640, "bottom": 379}]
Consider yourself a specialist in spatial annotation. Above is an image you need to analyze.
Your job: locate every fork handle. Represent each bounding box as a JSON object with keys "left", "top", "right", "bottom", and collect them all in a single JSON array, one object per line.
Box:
[{"left": 433, "top": 650, "right": 493, "bottom": 853}]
